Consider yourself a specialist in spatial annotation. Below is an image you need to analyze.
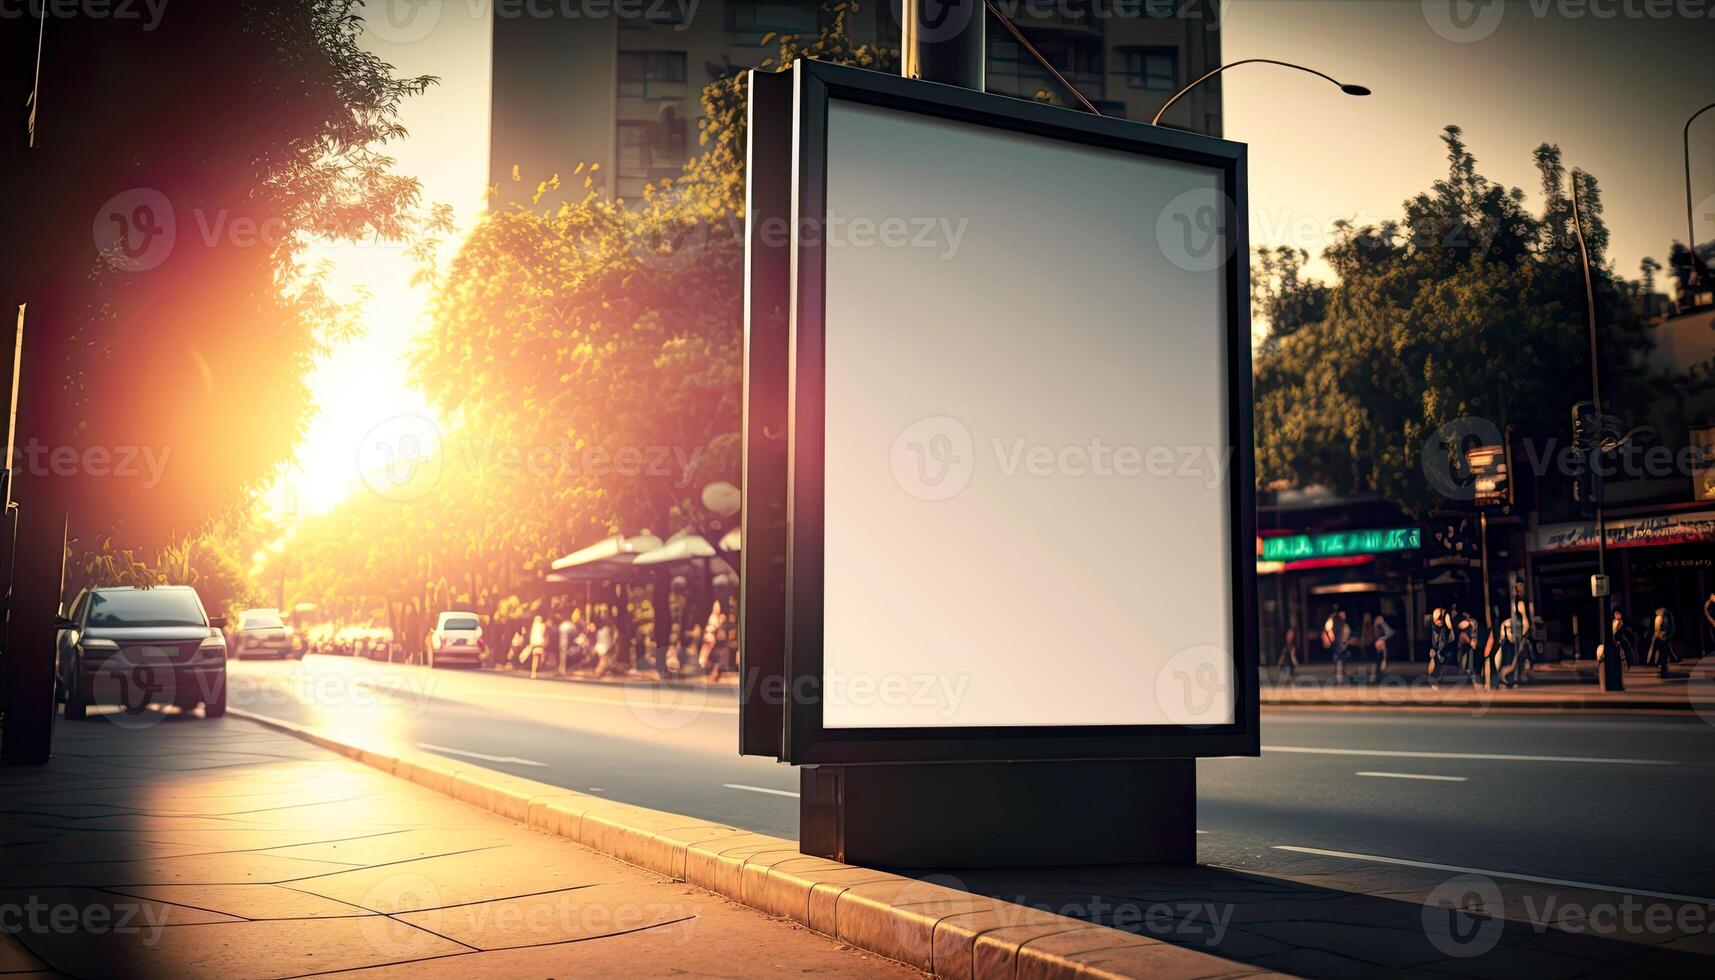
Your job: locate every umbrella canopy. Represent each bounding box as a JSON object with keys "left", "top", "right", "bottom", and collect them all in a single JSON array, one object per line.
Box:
[
  {"left": 718, "top": 526, "right": 741, "bottom": 553},
  {"left": 632, "top": 534, "right": 717, "bottom": 567}
]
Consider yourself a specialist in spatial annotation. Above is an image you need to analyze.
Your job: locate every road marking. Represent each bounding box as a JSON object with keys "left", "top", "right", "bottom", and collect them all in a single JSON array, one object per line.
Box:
[
  {"left": 1262, "top": 745, "right": 1672, "bottom": 766},
  {"left": 1271, "top": 846, "right": 1715, "bottom": 906},
  {"left": 415, "top": 743, "right": 548, "bottom": 767},
  {"left": 1356, "top": 771, "right": 1467, "bottom": 782},
  {"left": 723, "top": 783, "right": 800, "bottom": 799}
]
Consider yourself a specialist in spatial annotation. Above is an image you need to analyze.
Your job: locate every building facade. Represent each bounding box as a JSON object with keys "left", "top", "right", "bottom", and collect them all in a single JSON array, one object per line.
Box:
[{"left": 489, "top": 1, "right": 1224, "bottom": 205}]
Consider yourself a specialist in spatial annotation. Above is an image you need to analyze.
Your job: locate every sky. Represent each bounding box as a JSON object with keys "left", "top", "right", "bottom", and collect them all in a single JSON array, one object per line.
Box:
[{"left": 270, "top": 0, "right": 1715, "bottom": 518}]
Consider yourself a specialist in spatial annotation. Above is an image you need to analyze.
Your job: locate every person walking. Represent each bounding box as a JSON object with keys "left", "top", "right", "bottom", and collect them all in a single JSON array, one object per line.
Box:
[
  {"left": 1323, "top": 606, "right": 1352, "bottom": 685},
  {"left": 1645, "top": 607, "right": 1679, "bottom": 678},
  {"left": 557, "top": 615, "right": 575, "bottom": 675},
  {"left": 1274, "top": 625, "right": 1299, "bottom": 680},
  {"left": 1496, "top": 619, "right": 1527, "bottom": 688},
  {"left": 1611, "top": 609, "right": 1637, "bottom": 668},
  {"left": 1357, "top": 612, "right": 1376, "bottom": 684},
  {"left": 1427, "top": 608, "right": 1451, "bottom": 685},
  {"left": 1372, "top": 612, "right": 1394, "bottom": 681},
  {"left": 1455, "top": 609, "right": 1479, "bottom": 678},
  {"left": 526, "top": 614, "right": 548, "bottom": 680}
]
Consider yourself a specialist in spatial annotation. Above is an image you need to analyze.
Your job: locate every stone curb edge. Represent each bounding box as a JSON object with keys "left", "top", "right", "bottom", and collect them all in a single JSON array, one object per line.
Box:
[{"left": 228, "top": 708, "right": 1261, "bottom": 980}]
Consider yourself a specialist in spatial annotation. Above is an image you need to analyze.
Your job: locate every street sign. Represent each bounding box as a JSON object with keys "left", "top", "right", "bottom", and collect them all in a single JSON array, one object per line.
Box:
[
  {"left": 1591, "top": 574, "right": 1611, "bottom": 598},
  {"left": 1466, "top": 442, "right": 1512, "bottom": 510},
  {"left": 742, "top": 61, "right": 1257, "bottom": 766}
]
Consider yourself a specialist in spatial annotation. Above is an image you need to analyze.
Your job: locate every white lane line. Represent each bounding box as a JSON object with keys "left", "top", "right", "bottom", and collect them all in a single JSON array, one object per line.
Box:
[
  {"left": 1272, "top": 846, "right": 1715, "bottom": 906},
  {"left": 1356, "top": 771, "right": 1467, "bottom": 782},
  {"left": 415, "top": 743, "right": 548, "bottom": 767},
  {"left": 723, "top": 783, "right": 800, "bottom": 799},
  {"left": 1262, "top": 745, "right": 1672, "bottom": 766}
]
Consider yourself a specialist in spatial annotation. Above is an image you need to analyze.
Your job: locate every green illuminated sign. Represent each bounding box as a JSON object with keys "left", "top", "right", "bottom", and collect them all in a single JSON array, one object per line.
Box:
[{"left": 1260, "top": 527, "right": 1421, "bottom": 562}]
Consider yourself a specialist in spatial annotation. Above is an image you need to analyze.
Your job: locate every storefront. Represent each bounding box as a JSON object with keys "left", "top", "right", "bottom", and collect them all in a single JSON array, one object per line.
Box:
[
  {"left": 1530, "top": 509, "right": 1715, "bottom": 659},
  {"left": 1258, "top": 526, "right": 1424, "bottom": 665}
]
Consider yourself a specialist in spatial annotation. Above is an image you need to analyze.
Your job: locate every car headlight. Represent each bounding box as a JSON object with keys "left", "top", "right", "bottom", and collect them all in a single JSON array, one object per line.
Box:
[{"left": 80, "top": 638, "right": 120, "bottom": 658}]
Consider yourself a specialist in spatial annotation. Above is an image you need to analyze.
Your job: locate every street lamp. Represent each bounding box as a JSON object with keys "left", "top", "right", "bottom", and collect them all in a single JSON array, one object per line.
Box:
[
  {"left": 1152, "top": 58, "right": 1370, "bottom": 128},
  {"left": 1684, "top": 101, "right": 1715, "bottom": 292},
  {"left": 1571, "top": 176, "right": 1623, "bottom": 693}
]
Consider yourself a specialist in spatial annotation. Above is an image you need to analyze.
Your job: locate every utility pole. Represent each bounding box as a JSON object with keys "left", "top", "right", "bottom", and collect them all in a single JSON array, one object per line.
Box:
[
  {"left": 902, "top": 0, "right": 985, "bottom": 90},
  {"left": 1572, "top": 177, "right": 1623, "bottom": 692}
]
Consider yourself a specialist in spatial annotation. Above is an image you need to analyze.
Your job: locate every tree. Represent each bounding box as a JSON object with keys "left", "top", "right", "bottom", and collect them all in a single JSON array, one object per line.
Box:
[
  {"left": 1253, "top": 127, "right": 1660, "bottom": 519},
  {"left": 2, "top": 0, "right": 437, "bottom": 761}
]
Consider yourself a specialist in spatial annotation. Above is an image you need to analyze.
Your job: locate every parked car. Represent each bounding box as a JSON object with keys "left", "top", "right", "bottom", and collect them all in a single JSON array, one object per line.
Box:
[
  {"left": 230, "top": 607, "right": 301, "bottom": 660},
  {"left": 424, "top": 611, "right": 485, "bottom": 668},
  {"left": 55, "top": 585, "right": 227, "bottom": 720}
]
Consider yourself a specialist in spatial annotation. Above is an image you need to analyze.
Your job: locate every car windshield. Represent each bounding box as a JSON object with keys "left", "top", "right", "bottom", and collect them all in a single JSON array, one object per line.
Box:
[
  {"left": 86, "top": 589, "right": 206, "bottom": 628},
  {"left": 242, "top": 610, "right": 285, "bottom": 629},
  {"left": 442, "top": 617, "right": 480, "bottom": 631}
]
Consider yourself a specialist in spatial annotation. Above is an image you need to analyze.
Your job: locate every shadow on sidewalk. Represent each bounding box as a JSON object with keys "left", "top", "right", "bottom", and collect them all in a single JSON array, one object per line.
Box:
[{"left": 936, "top": 862, "right": 1711, "bottom": 977}]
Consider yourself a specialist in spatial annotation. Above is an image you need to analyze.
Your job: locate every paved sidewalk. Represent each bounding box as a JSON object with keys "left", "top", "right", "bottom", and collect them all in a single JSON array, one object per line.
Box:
[
  {"left": 1261, "top": 657, "right": 1715, "bottom": 712},
  {"left": 0, "top": 714, "right": 913, "bottom": 978}
]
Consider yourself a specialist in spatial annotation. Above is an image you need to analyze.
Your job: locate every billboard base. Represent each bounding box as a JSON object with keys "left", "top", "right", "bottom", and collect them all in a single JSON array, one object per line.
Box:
[{"left": 800, "top": 759, "right": 1194, "bottom": 868}]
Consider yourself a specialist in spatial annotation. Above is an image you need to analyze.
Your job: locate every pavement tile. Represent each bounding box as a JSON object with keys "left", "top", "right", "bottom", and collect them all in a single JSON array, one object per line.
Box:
[
  {"left": 287, "top": 841, "right": 619, "bottom": 913},
  {"left": 392, "top": 881, "right": 700, "bottom": 951},
  {"left": 322, "top": 899, "right": 922, "bottom": 979},
  {"left": 0, "top": 932, "right": 53, "bottom": 972},
  {"left": 20, "top": 912, "right": 468, "bottom": 978},
  {"left": 107, "top": 882, "right": 373, "bottom": 919}
]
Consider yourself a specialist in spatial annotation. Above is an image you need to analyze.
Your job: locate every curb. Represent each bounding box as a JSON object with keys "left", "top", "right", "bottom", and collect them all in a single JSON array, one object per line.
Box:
[{"left": 228, "top": 708, "right": 1254, "bottom": 980}]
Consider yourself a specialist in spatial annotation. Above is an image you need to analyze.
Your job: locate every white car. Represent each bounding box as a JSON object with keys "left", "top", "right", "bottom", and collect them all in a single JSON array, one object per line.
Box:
[
  {"left": 425, "top": 611, "right": 485, "bottom": 668},
  {"left": 231, "top": 607, "right": 301, "bottom": 660}
]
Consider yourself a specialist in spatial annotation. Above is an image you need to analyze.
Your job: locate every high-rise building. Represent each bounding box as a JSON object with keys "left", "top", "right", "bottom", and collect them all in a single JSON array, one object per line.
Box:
[{"left": 489, "top": 1, "right": 1223, "bottom": 206}]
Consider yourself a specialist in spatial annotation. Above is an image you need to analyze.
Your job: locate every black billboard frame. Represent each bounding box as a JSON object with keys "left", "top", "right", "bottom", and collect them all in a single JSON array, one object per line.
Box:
[{"left": 744, "top": 58, "right": 1260, "bottom": 767}]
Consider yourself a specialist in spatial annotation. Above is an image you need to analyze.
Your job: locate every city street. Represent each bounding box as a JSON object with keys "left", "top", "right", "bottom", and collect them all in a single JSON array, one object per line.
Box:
[{"left": 228, "top": 656, "right": 1715, "bottom": 902}]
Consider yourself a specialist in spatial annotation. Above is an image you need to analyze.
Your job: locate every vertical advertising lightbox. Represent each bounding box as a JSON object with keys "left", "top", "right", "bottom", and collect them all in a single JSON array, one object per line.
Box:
[{"left": 742, "top": 61, "right": 1258, "bottom": 765}]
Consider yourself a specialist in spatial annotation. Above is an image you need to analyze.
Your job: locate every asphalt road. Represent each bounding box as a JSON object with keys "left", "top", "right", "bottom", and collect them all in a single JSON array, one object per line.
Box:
[{"left": 225, "top": 655, "right": 1715, "bottom": 902}]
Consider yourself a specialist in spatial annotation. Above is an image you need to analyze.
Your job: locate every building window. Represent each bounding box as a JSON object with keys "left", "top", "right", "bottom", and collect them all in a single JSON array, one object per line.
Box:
[
  {"left": 616, "top": 114, "right": 688, "bottom": 195},
  {"left": 618, "top": 51, "right": 687, "bottom": 101},
  {"left": 987, "top": 32, "right": 1104, "bottom": 102},
  {"left": 727, "top": 1, "right": 820, "bottom": 44},
  {"left": 1123, "top": 46, "right": 1179, "bottom": 91}
]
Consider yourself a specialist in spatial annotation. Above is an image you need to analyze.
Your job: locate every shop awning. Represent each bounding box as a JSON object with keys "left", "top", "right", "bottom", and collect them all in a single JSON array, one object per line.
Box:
[{"left": 632, "top": 533, "right": 718, "bottom": 567}]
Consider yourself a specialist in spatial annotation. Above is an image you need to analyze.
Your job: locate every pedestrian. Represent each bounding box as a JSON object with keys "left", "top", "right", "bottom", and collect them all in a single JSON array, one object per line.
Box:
[
  {"left": 1496, "top": 619, "right": 1527, "bottom": 688},
  {"left": 699, "top": 600, "right": 726, "bottom": 682},
  {"left": 1611, "top": 609, "right": 1636, "bottom": 668},
  {"left": 526, "top": 615, "right": 548, "bottom": 679},
  {"left": 1704, "top": 592, "right": 1715, "bottom": 658},
  {"left": 1455, "top": 609, "right": 1479, "bottom": 677},
  {"left": 1372, "top": 612, "right": 1394, "bottom": 681},
  {"left": 557, "top": 615, "right": 575, "bottom": 674},
  {"left": 593, "top": 619, "right": 616, "bottom": 676},
  {"left": 1357, "top": 613, "right": 1376, "bottom": 683},
  {"left": 1323, "top": 606, "right": 1351, "bottom": 684},
  {"left": 1427, "top": 608, "right": 1451, "bottom": 685},
  {"left": 1274, "top": 625, "right": 1299, "bottom": 680},
  {"left": 1645, "top": 607, "right": 1678, "bottom": 677}
]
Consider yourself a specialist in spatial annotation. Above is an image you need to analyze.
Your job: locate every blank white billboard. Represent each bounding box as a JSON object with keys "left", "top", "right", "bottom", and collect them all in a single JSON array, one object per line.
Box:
[{"left": 819, "top": 99, "right": 1236, "bottom": 730}]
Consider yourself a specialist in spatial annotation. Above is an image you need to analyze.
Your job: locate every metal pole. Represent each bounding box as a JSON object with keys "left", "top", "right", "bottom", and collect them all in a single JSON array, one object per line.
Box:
[
  {"left": 1572, "top": 177, "right": 1622, "bottom": 692},
  {"left": 902, "top": 0, "right": 985, "bottom": 90},
  {"left": 1479, "top": 510, "right": 1492, "bottom": 689},
  {"left": 1686, "top": 103, "right": 1715, "bottom": 292}
]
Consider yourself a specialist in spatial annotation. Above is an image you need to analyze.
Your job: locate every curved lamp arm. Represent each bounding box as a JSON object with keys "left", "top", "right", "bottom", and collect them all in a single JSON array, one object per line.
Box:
[
  {"left": 1685, "top": 102, "right": 1715, "bottom": 283},
  {"left": 1152, "top": 58, "right": 1369, "bottom": 127}
]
